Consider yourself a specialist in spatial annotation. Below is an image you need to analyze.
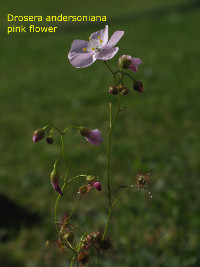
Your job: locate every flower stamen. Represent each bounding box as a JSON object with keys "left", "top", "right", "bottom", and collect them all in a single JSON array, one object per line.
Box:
[{"left": 83, "top": 48, "right": 87, "bottom": 52}]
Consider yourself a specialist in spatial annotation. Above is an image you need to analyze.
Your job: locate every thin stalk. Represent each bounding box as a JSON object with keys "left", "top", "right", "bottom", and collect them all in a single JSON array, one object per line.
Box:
[
  {"left": 66, "top": 174, "right": 87, "bottom": 186},
  {"left": 112, "top": 187, "right": 130, "bottom": 208},
  {"left": 55, "top": 168, "right": 69, "bottom": 231},
  {"left": 103, "top": 94, "right": 122, "bottom": 239},
  {"left": 104, "top": 61, "right": 117, "bottom": 85},
  {"left": 114, "top": 70, "right": 136, "bottom": 83},
  {"left": 69, "top": 197, "right": 82, "bottom": 220},
  {"left": 63, "top": 125, "right": 80, "bottom": 133},
  {"left": 43, "top": 125, "right": 63, "bottom": 135},
  {"left": 55, "top": 174, "right": 86, "bottom": 231},
  {"left": 70, "top": 257, "right": 76, "bottom": 267}
]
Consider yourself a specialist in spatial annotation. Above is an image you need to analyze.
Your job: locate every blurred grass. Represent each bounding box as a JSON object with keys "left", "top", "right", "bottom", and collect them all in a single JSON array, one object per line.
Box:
[{"left": 1, "top": 0, "right": 200, "bottom": 266}]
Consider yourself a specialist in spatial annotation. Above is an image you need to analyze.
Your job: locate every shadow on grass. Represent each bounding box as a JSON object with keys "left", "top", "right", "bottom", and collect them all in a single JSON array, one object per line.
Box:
[{"left": 0, "top": 193, "right": 41, "bottom": 242}]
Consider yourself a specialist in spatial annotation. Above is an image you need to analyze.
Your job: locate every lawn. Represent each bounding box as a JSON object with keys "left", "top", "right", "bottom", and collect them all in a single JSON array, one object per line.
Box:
[{"left": 0, "top": 0, "right": 200, "bottom": 266}]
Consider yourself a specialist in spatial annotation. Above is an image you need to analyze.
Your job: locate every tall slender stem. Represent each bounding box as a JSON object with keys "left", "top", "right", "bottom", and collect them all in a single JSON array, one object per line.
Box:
[
  {"left": 70, "top": 256, "right": 76, "bottom": 267},
  {"left": 69, "top": 197, "right": 82, "bottom": 220},
  {"left": 112, "top": 187, "right": 130, "bottom": 208},
  {"left": 55, "top": 168, "right": 69, "bottom": 231},
  {"left": 103, "top": 94, "right": 122, "bottom": 239}
]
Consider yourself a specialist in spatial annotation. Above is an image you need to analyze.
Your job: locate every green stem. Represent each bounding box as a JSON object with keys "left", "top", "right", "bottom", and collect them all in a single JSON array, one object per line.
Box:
[
  {"left": 103, "top": 206, "right": 111, "bottom": 239},
  {"left": 55, "top": 174, "right": 86, "bottom": 231},
  {"left": 114, "top": 70, "right": 136, "bottom": 83},
  {"left": 103, "top": 94, "right": 122, "bottom": 239},
  {"left": 63, "top": 125, "right": 80, "bottom": 133},
  {"left": 104, "top": 61, "right": 117, "bottom": 85},
  {"left": 55, "top": 169, "right": 69, "bottom": 231},
  {"left": 69, "top": 197, "right": 82, "bottom": 220},
  {"left": 64, "top": 240, "right": 77, "bottom": 255},
  {"left": 112, "top": 187, "right": 130, "bottom": 208},
  {"left": 66, "top": 174, "right": 87, "bottom": 186},
  {"left": 104, "top": 61, "right": 115, "bottom": 74},
  {"left": 43, "top": 124, "right": 63, "bottom": 135},
  {"left": 70, "top": 257, "right": 76, "bottom": 267}
]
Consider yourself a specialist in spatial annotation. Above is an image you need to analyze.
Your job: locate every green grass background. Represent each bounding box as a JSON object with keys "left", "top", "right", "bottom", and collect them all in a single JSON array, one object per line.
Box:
[{"left": 0, "top": 0, "right": 200, "bottom": 266}]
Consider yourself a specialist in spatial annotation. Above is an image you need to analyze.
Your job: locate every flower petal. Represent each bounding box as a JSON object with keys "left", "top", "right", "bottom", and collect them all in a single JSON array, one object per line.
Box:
[
  {"left": 95, "top": 47, "right": 119, "bottom": 61},
  {"left": 85, "top": 129, "right": 103, "bottom": 146},
  {"left": 69, "top": 39, "right": 89, "bottom": 54},
  {"left": 69, "top": 53, "right": 96, "bottom": 68},
  {"left": 132, "top": 58, "right": 143, "bottom": 64},
  {"left": 130, "top": 58, "right": 143, "bottom": 72},
  {"left": 107, "top": 31, "right": 124, "bottom": 47},
  {"left": 90, "top": 25, "right": 108, "bottom": 46}
]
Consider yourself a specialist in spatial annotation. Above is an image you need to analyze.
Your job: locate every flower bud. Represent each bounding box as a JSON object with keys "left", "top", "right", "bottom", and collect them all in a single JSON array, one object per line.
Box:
[
  {"left": 50, "top": 169, "right": 63, "bottom": 195},
  {"left": 93, "top": 182, "right": 102, "bottom": 191},
  {"left": 121, "top": 86, "right": 129, "bottom": 95},
  {"left": 136, "top": 172, "right": 150, "bottom": 188},
  {"left": 63, "top": 232, "right": 75, "bottom": 243},
  {"left": 109, "top": 86, "right": 118, "bottom": 95},
  {"left": 118, "top": 55, "right": 132, "bottom": 69},
  {"left": 78, "top": 184, "right": 91, "bottom": 196},
  {"left": 133, "top": 81, "right": 143, "bottom": 93},
  {"left": 79, "top": 127, "right": 90, "bottom": 137},
  {"left": 79, "top": 127, "right": 103, "bottom": 146},
  {"left": 99, "top": 238, "right": 112, "bottom": 250},
  {"left": 118, "top": 85, "right": 129, "bottom": 95},
  {"left": 46, "top": 136, "right": 54, "bottom": 144},
  {"left": 32, "top": 128, "right": 45, "bottom": 143},
  {"left": 77, "top": 252, "right": 89, "bottom": 265},
  {"left": 96, "top": 232, "right": 103, "bottom": 243},
  {"left": 86, "top": 175, "right": 96, "bottom": 184}
]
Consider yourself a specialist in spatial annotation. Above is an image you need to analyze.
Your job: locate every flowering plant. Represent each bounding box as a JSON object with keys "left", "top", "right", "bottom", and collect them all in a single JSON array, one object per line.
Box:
[{"left": 33, "top": 25, "right": 151, "bottom": 266}]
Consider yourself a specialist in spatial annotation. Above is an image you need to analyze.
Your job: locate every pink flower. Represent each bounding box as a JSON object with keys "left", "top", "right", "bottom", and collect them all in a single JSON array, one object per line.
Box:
[
  {"left": 119, "top": 55, "right": 143, "bottom": 72},
  {"left": 79, "top": 127, "right": 103, "bottom": 146},
  {"left": 68, "top": 25, "right": 124, "bottom": 68},
  {"left": 129, "top": 58, "right": 143, "bottom": 72},
  {"left": 93, "top": 182, "right": 102, "bottom": 191}
]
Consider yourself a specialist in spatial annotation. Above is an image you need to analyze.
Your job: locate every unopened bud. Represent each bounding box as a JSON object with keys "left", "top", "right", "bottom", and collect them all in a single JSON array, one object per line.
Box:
[
  {"left": 118, "top": 85, "right": 129, "bottom": 95},
  {"left": 46, "top": 136, "right": 54, "bottom": 144},
  {"left": 121, "top": 86, "right": 129, "bottom": 95},
  {"left": 50, "top": 169, "right": 63, "bottom": 195},
  {"left": 78, "top": 184, "right": 91, "bottom": 196},
  {"left": 100, "top": 238, "right": 112, "bottom": 250},
  {"left": 133, "top": 81, "right": 143, "bottom": 93},
  {"left": 93, "top": 182, "right": 102, "bottom": 191},
  {"left": 64, "top": 232, "right": 75, "bottom": 243},
  {"left": 86, "top": 175, "right": 96, "bottom": 184},
  {"left": 77, "top": 252, "right": 89, "bottom": 265},
  {"left": 109, "top": 86, "right": 118, "bottom": 95},
  {"left": 118, "top": 55, "right": 132, "bottom": 69},
  {"left": 33, "top": 128, "right": 45, "bottom": 143},
  {"left": 79, "top": 127, "right": 90, "bottom": 137}
]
